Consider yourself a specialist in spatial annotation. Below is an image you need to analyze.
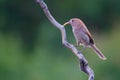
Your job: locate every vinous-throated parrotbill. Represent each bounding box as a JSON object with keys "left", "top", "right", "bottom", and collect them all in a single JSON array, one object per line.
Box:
[{"left": 63, "top": 18, "right": 106, "bottom": 60}]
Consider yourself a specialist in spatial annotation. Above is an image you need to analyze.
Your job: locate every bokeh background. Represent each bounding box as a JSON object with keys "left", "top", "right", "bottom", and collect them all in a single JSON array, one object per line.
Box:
[{"left": 0, "top": 0, "right": 120, "bottom": 80}]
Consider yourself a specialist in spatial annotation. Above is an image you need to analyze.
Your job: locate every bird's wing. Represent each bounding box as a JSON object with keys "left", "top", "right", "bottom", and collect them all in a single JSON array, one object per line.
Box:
[{"left": 82, "top": 26, "right": 94, "bottom": 44}]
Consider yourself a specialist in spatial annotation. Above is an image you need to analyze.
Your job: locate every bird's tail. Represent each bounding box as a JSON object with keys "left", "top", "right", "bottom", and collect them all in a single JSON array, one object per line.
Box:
[{"left": 90, "top": 44, "right": 106, "bottom": 60}]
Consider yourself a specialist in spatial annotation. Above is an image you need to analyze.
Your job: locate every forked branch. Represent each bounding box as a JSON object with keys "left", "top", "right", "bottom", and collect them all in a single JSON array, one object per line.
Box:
[{"left": 36, "top": 0, "right": 94, "bottom": 80}]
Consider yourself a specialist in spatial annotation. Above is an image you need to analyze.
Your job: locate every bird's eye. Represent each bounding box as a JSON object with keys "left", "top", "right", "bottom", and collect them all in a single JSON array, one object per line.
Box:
[{"left": 71, "top": 19, "right": 74, "bottom": 22}]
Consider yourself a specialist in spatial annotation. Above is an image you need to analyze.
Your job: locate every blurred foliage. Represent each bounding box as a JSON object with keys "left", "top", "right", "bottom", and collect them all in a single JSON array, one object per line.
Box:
[{"left": 0, "top": 0, "right": 120, "bottom": 80}]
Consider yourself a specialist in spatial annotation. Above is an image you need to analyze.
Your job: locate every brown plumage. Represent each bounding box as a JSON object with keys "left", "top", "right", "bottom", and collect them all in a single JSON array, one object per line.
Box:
[{"left": 63, "top": 18, "right": 106, "bottom": 60}]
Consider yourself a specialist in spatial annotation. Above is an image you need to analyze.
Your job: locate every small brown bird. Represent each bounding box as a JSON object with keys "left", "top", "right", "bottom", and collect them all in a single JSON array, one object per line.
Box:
[{"left": 63, "top": 18, "right": 106, "bottom": 60}]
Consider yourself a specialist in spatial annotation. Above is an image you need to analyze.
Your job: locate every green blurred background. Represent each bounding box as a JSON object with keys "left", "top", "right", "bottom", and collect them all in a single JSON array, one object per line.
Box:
[{"left": 0, "top": 0, "right": 120, "bottom": 80}]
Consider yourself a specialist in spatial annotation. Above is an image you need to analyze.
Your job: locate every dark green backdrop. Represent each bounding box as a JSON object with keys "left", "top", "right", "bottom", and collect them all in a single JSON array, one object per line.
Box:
[{"left": 0, "top": 0, "right": 120, "bottom": 80}]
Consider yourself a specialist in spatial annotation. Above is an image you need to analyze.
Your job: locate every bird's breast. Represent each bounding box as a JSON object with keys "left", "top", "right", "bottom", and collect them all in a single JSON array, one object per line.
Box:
[{"left": 73, "top": 28, "right": 90, "bottom": 46}]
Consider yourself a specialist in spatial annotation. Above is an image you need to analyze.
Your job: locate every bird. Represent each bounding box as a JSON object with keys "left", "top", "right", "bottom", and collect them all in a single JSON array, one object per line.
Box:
[{"left": 63, "top": 18, "right": 106, "bottom": 60}]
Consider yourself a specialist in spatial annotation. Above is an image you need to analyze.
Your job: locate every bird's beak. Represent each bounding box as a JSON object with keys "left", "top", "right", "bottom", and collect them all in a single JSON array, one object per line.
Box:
[{"left": 63, "top": 21, "right": 69, "bottom": 27}]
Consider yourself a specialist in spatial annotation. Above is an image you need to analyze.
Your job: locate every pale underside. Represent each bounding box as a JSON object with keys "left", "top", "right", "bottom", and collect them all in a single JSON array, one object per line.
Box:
[{"left": 72, "top": 27, "right": 90, "bottom": 47}]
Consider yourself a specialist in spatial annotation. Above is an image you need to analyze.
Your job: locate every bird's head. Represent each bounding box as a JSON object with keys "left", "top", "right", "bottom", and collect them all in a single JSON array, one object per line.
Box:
[{"left": 63, "top": 18, "right": 84, "bottom": 28}]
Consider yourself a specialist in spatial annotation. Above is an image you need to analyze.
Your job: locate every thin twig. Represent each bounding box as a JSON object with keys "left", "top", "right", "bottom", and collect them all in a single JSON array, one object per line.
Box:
[{"left": 36, "top": 0, "right": 94, "bottom": 80}]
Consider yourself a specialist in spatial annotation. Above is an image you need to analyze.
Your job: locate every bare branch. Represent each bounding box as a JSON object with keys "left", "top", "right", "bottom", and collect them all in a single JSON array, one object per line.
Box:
[{"left": 36, "top": 0, "right": 94, "bottom": 80}]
